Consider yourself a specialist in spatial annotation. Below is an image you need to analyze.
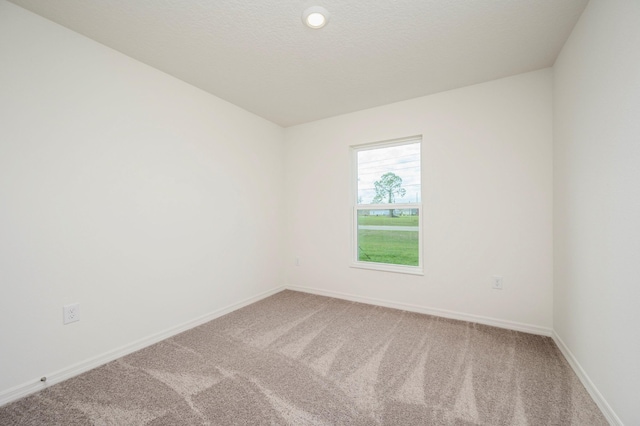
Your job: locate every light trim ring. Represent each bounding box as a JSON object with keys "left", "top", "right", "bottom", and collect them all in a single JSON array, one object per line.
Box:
[{"left": 302, "top": 6, "right": 330, "bottom": 29}]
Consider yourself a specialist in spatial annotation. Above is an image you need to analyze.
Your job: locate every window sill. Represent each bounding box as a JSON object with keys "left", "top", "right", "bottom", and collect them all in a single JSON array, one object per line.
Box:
[{"left": 350, "top": 262, "right": 424, "bottom": 276}]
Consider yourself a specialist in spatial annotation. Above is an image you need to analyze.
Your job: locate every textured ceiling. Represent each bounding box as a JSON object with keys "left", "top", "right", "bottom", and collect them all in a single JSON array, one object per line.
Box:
[{"left": 8, "top": 0, "right": 589, "bottom": 127}]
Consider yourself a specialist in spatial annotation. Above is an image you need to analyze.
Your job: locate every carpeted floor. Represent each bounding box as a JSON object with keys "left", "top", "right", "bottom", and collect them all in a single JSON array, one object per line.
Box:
[{"left": 0, "top": 290, "right": 607, "bottom": 425}]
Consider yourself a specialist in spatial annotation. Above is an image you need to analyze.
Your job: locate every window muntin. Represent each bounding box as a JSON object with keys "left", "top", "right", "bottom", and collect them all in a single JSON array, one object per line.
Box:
[{"left": 352, "top": 138, "right": 422, "bottom": 274}]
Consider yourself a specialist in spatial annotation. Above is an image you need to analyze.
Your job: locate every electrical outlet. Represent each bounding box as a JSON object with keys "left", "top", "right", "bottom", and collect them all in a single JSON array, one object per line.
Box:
[
  {"left": 492, "top": 276, "right": 503, "bottom": 290},
  {"left": 63, "top": 303, "right": 80, "bottom": 324}
]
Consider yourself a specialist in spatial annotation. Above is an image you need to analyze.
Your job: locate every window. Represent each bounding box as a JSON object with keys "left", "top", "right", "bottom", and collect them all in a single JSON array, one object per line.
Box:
[{"left": 352, "top": 137, "right": 422, "bottom": 274}]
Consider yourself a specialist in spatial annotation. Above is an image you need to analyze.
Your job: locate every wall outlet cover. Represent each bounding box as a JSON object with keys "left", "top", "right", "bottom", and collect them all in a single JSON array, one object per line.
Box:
[
  {"left": 63, "top": 303, "right": 80, "bottom": 324},
  {"left": 492, "top": 276, "right": 503, "bottom": 290}
]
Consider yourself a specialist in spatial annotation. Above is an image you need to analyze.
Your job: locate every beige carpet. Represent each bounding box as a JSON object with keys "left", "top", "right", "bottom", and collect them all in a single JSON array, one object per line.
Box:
[{"left": 0, "top": 290, "right": 606, "bottom": 425}]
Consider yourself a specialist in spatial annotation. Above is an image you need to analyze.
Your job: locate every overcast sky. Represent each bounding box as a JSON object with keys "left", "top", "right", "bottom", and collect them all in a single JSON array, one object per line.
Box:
[{"left": 357, "top": 142, "right": 421, "bottom": 205}]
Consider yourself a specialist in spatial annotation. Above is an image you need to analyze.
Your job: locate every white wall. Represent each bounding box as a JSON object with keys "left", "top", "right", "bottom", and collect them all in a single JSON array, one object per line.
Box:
[
  {"left": 284, "top": 69, "right": 553, "bottom": 332},
  {"left": 0, "top": 0, "right": 284, "bottom": 398},
  {"left": 554, "top": 0, "right": 640, "bottom": 424}
]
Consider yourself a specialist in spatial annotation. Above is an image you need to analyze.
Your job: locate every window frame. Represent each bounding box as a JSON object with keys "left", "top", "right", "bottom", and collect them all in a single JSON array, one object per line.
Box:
[{"left": 350, "top": 136, "right": 424, "bottom": 275}]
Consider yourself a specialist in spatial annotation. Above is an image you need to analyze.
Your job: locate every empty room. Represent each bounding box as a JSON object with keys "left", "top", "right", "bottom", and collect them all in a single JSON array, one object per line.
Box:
[{"left": 0, "top": 0, "right": 638, "bottom": 424}]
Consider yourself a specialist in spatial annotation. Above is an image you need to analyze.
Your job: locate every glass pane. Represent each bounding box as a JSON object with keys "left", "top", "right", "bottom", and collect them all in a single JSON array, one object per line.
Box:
[
  {"left": 357, "top": 142, "right": 420, "bottom": 205},
  {"left": 357, "top": 208, "right": 419, "bottom": 266}
]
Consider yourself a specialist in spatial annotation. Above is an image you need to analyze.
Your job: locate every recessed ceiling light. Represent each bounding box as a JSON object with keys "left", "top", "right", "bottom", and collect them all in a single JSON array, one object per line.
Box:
[{"left": 302, "top": 6, "right": 330, "bottom": 29}]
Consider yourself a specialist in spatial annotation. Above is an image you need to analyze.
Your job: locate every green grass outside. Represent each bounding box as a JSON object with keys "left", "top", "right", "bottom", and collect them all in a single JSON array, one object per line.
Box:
[
  {"left": 357, "top": 230, "right": 419, "bottom": 266},
  {"left": 357, "top": 215, "right": 418, "bottom": 226}
]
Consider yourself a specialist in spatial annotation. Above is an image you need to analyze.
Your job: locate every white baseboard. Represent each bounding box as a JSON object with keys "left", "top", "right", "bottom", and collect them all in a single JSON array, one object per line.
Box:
[
  {"left": 552, "top": 332, "right": 622, "bottom": 426},
  {"left": 2, "top": 285, "right": 620, "bottom": 425},
  {"left": 0, "top": 286, "right": 286, "bottom": 408},
  {"left": 286, "top": 285, "right": 553, "bottom": 336}
]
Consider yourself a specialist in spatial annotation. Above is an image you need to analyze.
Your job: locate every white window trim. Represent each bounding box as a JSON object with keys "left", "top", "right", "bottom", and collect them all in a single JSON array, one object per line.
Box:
[{"left": 350, "top": 136, "right": 423, "bottom": 275}]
